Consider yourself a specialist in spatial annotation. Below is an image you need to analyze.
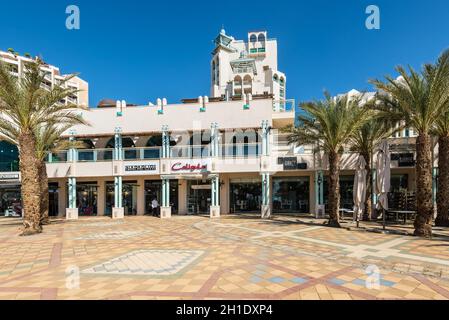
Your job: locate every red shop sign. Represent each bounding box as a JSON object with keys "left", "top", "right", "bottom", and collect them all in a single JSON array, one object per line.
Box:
[{"left": 171, "top": 162, "right": 207, "bottom": 172}]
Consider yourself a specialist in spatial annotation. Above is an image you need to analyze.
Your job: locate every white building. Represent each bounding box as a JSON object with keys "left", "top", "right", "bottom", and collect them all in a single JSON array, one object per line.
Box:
[
  {"left": 0, "top": 31, "right": 419, "bottom": 220},
  {"left": 211, "top": 29, "right": 287, "bottom": 108},
  {"left": 0, "top": 50, "right": 89, "bottom": 107}
]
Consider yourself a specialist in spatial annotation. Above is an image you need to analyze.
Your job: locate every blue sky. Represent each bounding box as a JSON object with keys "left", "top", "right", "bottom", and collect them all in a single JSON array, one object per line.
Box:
[{"left": 1, "top": 0, "right": 448, "bottom": 107}]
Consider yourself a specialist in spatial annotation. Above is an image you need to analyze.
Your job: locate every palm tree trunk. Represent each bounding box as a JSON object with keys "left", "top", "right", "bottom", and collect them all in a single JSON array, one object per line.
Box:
[
  {"left": 436, "top": 136, "right": 449, "bottom": 227},
  {"left": 328, "top": 151, "right": 341, "bottom": 227},
  {"left": 362, "top": 151, "right": 372, "bottom": 221},
  {"left": 38, "top": 161, "right": 50, "bottom": 225},
  {"left": 18, "top": 132, "right": 42, "bottom": 236},
  {"left": 414, "top": 133, "right": 433, "bottom": 237}
]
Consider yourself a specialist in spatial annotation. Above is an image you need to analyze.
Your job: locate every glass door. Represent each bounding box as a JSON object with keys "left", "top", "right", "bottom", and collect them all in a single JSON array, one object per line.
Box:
[{"left": 187, "top": 180, "right": 211, "bottom": 215}]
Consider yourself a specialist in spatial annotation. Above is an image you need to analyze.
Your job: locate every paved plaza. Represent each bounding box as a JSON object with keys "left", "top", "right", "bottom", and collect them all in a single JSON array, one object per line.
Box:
[{"left": 0, "top": 215, "right": 449, "bottom": 300}]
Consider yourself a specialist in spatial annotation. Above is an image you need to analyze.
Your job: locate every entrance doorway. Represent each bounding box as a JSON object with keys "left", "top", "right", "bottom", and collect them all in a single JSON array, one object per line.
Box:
[
  {"left": 76, "top": 182, "right": 98, "bottom": 216},
  {"left": 230, "top": 180, "right": 261, "bottom": 213},
  {"left": 187, "top": 180, "right": 211, "bottom": 215},
  {"left": 48, "top": 183, "right": 59, "bottom": 217},
  {"left": 144, "top": 180, "right": 179, "bottom": 214}
]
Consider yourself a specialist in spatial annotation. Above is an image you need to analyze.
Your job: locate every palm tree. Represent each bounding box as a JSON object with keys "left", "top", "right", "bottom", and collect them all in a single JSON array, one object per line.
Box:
[
  {"left": 0, "top": 59, "right": 87, "bottom": 235},
  {"left": 287, "top": 92, "right": 373, "bottom": 227},
  {"left": 434, "top": 110, "right": 449, "bottom": 227},
  {"left": 350, "top": 118, "right": 398, "bottom": 220},
  {"left": 35, "top": 123, "right": 86, "bottom": 225},
  {"left": 370, "top": 49, "right": 449, "bottom": 237}
]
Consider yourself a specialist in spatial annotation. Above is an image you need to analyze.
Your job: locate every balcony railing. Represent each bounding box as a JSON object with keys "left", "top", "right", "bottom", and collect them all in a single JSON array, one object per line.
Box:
[
  {"left": 45, "top": 144, "right": 265, "bottom": 163},
  {"left": 273, "top": 99, "right": 295, "bottom": 112}
]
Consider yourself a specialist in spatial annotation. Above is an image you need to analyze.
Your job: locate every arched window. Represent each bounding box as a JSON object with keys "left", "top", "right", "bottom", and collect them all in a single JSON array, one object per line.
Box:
[
  {"left": 273, "top": 74, "right": 279, "bottom": 82},
  {"left": 250, "top": 34, "right": 257, "bottom": 43},
  {"left": 280, "top": 77, "right": 285, "bottom": 86},
  {"left": 258, "top": 33, "right": 265, "bottom": 42}
]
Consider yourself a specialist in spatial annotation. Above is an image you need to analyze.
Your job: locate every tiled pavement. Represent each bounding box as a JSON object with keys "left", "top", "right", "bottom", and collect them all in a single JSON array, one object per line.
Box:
[{"left": 0, "top": 215, "right": 449, "bottom": 300}]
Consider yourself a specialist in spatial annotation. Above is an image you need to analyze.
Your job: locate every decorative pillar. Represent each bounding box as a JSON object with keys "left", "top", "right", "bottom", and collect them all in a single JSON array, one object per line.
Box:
[
  {"left": 210, "top": 122, "right": 221, "bottom": 218},
  {"left": 160, "top": 125, "right": 172, "bottom": 219},
  {"left": 112, "top": 127, "right": 124, "bottom": 219},
  {"left": 314, "top": 170, "right": 325, "bottom": 217},
  {"left": 261, "top": 173, "right": 271, "bottom": 219},
  {"left": 261, "top": 120, "right": 270, "bottom": 156},
  {"left": 66, "top": 133, "right": 79, "bottom": 220},
  {"left": 210, "top": 175, "right": 220, "bottom": 218},
  {"left": 261, "top": 120, "right": 272, "bottom": 219},
  {"left": 433, "top": 167, "right": 438, "bottom": 210}
]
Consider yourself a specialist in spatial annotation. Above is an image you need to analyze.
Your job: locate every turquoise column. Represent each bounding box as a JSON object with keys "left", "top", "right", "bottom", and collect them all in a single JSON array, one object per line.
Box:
[
  {"left": 261, "top": 120, "right": 270, "bottom": 156},
  {"left": 433, "top": 167, "right": 438, "bottom": 206},
  {"left": 68, "top": 133, "right": 77, "bottom": 209},
  {"left": 68, "top": 177, "right": 77, "bottom": 209},
  {"left": 161, "top": 125, "right": 170, "bottom": 208},
  {"left": 162, "top": 125, "right": 170, "bottom": 159},
  {"left": 211, "top": 122, "right": 219, "bottom": 158},
  {"left": 315, "top": 170, "right": 324, "bottom": 206},
  {"left": 114, "top": 128, "right": 123, "bottom": 209},
  {"left": 211, "top": 175, "right": 220, "bottom": 207},
  {"left": 211, "top": 123, "right": 220, "bottom": 208},
  {"left": 262, "top": 173, "right": 271, "bottom": 206},
  {"left": 161, "top": 178, "right": 170, "bottom": 207},
  {"left": 261, "top": 120, "right": 271, "bottom": 218}
]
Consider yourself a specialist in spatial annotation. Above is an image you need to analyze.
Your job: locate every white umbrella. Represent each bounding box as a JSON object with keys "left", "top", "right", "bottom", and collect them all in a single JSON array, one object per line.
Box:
[
  {"left": 353, "top": 155, "right": 367, "bottom": 222},
  {"left": 376, "top": 140, "right": 391, "bottom": 212}
]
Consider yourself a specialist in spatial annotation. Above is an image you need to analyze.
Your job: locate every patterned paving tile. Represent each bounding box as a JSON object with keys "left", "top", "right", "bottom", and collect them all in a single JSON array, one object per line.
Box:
[
  {"left": 82, "top": 249, "right": 205, "bottom": 276},
  {"left": 73, "top": 230, "right": 150, "bottom": 240},
  {"left": 1, "top": 215, "right": 449, "bottom": 300}
]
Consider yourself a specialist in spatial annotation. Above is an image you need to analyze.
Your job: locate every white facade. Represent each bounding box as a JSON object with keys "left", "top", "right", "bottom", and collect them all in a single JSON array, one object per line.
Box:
[{"left": 210, "top": 29, "right": 286, "bottom": 105}]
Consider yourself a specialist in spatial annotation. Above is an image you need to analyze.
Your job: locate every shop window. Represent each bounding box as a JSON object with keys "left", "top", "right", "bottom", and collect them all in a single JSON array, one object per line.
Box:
[
  {"left": 75, "top": 182, "right": 98, "bottom": 216},
  {"left": 230, "top": 180, "right": 261, "bottom": 213},
  {"left": 0, "top": 185, "right": 21, "bottom": 217},
  {"left": 144, "top": 180, "right": 178, "bottom": 214},
  {"left": 272, "top": 177, "right": 310, "bottom": 214},
  {"left": 323, "top": 175, "right": 354, "bottom": 210},
  {"left": 105, "top": 181, "right": 138, "bottom": 216}
]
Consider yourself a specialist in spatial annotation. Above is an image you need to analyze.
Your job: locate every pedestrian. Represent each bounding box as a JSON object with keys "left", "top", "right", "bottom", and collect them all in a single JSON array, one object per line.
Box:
[{"left": 151, "top": 198, "right": 159, "bottom": 217}]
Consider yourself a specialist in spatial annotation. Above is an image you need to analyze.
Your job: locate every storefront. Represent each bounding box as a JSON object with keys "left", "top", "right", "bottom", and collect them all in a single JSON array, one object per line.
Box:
[
  {"left": 187, "top": 180, "right": 211, "bottom": 215},
  {"left": 144, "top": 180, "right": 179, "bottom": 214},
  {"left": 230, "top": 179, "right": 261, "bottom": 213},
  {"left": 272, "top": 177, "right": 310, "bottom": 214},
  {"left": 0, "top": 183, "right": 21, "bottom": 217},
  {"left": 76, "top": 182, "right": 98, "bottom": 216},
  {"left": 323, "top": 175, "right": 354, "bottom": 210},
  {"left": 105, "top": 180, "right": 138, "bottom": 215},
  {"left": 48, "top": 182, "right": 59, "bottom": 217},
  {"left": 391, "top": 174, "right": 409, "bottom": 192}
]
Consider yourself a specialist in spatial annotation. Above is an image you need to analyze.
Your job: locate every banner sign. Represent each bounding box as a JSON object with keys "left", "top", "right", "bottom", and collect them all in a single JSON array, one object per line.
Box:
[{"left": 124, "top": 161, "right": 159, "bottom": 175}]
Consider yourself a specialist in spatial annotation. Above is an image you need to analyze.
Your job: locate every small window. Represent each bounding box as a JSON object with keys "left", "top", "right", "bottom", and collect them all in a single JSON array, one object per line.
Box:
[
  {"left": 250, "top": 34, "right": 257, "bottom": 43},
  {"left": 258, "top": 33, "right": 266, "bottom": 42}
]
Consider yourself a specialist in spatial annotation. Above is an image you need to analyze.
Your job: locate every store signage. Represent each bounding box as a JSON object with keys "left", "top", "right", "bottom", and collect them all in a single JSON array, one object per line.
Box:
[
  {"left": 0, "top": 173, "right": 20, "bottom": 181},
  {"left": 171, "top": 160, "right": 209, "bottom": 173},
  {"left": 283, "top": 157, "right": 298, "bottom": 170},
  {"left": 396, "top": 153, "right": 415, "bottom": 167},
  {"left": 278, "top": 158, "right": 308, "bottom": 170},
  {"left": 124, "top": 161, "right": 159, "bottom": 175}
]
